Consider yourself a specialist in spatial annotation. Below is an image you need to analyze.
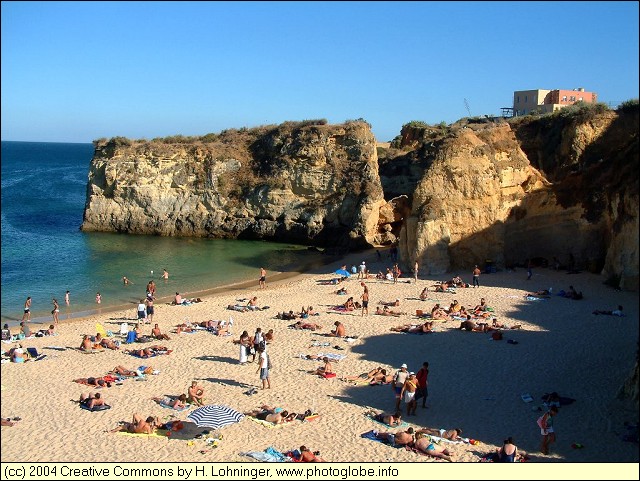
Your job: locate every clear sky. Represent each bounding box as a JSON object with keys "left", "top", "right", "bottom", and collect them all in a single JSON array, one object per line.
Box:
[{"left": 2, "top": 1, "right": 638, "bottom": 143}]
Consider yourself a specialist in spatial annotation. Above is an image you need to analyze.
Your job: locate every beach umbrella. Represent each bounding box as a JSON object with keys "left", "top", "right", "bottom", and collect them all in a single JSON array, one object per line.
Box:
[
  {"left": 187, "top": 405, "right": 244, "bottom": 430},
  {"left": 334, "top": 268, "right": 351, "bottom": 277}
]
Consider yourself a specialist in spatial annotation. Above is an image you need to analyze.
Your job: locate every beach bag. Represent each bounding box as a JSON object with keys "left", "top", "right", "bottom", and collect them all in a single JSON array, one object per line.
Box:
[{"left": 267, "top": 354, "right": 272, "bottom": 370}]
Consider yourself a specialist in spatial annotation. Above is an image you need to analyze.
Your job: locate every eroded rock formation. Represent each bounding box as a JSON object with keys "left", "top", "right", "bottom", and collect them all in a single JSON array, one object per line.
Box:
[{"left": 82, "top": 121, "right": 385, "bottom": 250}]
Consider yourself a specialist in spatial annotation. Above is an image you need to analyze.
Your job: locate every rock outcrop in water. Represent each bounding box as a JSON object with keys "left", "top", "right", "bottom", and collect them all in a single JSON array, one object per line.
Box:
[
  {"left": 83, "top": 105, "right": 639, "bottom": 290},
  {"left": 82, "top": 120, "right": 385, "bottom": 250}
]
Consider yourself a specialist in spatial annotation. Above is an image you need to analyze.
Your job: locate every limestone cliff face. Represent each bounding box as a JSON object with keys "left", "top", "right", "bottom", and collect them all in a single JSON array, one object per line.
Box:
[
  {"left": 82, "top": 121, "right": 385, "bottom": 249},
  {"left": 393, "top": 107, "right": 639, "bottom": 290}
]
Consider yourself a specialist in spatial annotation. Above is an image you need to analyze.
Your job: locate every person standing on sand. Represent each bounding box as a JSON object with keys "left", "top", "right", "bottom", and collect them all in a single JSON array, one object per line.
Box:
[
  {"left": 415, "top": 361, "right": 429, "bottom": 409},
  {"left": 145, "top": 295, "right": 155, "bottom": 324},
  {"left": 472, "top": 265, "right": 481, "bottom": 288},
  {"left": 392, "top": 364, "right": 409, "bottom": 411},
  {"left": 360, "top": 282, "right": 369, "bottom": 316},
  {"left": 51, "top": 298, "right": 60, "bottom": 325},
  {"left": 22, "top": 297, "right": 31, "bottom": 321},
  {"left": 539, "top": 405, "right": 558, "bottom": 455},
  {"left": 256, "top": 347, "right": 271, "bottom": 389},
  {"left": 259, "top": 267, "right": 266, "bottom": 289},
  {"left": 413, "top": 261, "right": 419, "bottom": 283}
]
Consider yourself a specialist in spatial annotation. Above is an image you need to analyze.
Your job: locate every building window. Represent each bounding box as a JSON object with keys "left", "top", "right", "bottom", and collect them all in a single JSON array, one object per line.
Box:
[
  {"left": 516, "top": 96, "right": 520, "bottom": 103},
  {"left": 578, "top": 97, "right": 583, "bottom": 101},
  {"left": 525, "top": 95, "right": 528, "bottom": 103},
  {"left": 570, "top": 96, "right": 576, "bottom": 101},
  {"left": 562, "top": 96, "right": 567, "bottom": 101}
]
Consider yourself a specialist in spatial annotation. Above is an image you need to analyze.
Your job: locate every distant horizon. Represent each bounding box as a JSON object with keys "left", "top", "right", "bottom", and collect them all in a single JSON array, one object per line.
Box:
[{"left": 2, "top": 1, "right": 638, "bottom": 144}]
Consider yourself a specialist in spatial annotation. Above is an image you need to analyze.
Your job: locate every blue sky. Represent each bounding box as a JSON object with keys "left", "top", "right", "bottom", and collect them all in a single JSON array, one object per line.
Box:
[{"left": 2, "top": 1, "right": 638, "bottom": 143}]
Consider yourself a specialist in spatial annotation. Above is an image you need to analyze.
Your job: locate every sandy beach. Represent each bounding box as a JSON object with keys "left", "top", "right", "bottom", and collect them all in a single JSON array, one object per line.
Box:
[{"left": 1, "top": 249, "right": 638, "bottom": 465}]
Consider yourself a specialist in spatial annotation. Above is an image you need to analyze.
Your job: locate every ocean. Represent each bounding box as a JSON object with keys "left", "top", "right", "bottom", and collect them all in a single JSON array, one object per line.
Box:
[{"left": 1, "top": 141, "right": 325, "bottom": 326}]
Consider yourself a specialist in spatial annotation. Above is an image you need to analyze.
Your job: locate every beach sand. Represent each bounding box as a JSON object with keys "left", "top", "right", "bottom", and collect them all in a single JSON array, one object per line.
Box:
[{"left": 1, "top": 250, "right": 638, "bottom": 465}]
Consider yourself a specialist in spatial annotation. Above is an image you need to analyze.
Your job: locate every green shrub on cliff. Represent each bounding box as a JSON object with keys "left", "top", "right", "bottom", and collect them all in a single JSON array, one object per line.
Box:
[
  {"left": 617, "top": 99, "right": 639, "bottom": 113},
  {"left": 555, "top": 101, "right": 609, "bottom": 122}
]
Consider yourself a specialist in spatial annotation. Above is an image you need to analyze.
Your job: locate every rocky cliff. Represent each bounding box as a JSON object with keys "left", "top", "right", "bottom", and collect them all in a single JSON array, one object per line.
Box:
[
  {"left": 81, "top": 120, "right": 385, "bottom": 250},
  {"left": 82, "top": 106, "right": 638, "bottom": 290},
  {"left": 382, "top": 105, "right": 638, "bottom": 290}
]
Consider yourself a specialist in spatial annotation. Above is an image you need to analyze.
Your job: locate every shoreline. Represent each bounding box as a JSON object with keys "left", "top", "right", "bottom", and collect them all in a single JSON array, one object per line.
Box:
[{"left": 9, "top": 250, "right": 355, "bottom": 329}]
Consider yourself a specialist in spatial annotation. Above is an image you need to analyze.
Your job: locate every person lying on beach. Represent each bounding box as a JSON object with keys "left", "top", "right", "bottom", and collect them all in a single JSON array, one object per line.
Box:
[
  {"left": 128, "top": 345, "right": 170, "bottom": 358},
  {"left": 9, "top": 345, "right": 28, "bottom": 363},
  {"left": 374, "top": 427, "right": 415, "bottom": 446},
  {"left": 375, "top": 306, "right": 406, "bottom": 317},
  {"left": 379, "top": 299, "right": 401, "bottom": 307},
  {"left": 413, "top": 436, "right": 454, "bottom": 461},
  {"left": 593, "top": 305, "right": 624, "bottom": 316},
  {"left": 526, "top": 289, "right": 551, "bottom": 298},
  {"left": 228, "top": 304, "right": 249, "bottom": 312},
  {"left": 314, "top": 357, "right": 333, "bottom": 377},
  {"left": 449, "top": 276, "right": 466, "bottom": 287},
  {"left": 432, "top": 281, "right": 451, "bottom": 292},
  {"left": 336, "top": 287, "right": 348, "bottom": 295},
  {"left": 1, "top": 417, "right": 22, "bottom": 427},
  {"left": 151, "top": 324, "right": 170, "bottom": 340},
  {"left": 341, "top": 366, "right": 384, "bottom": 382},
  {"left": 202, "top": 320, "right": 229, "bottom": 336},
  {"left": 419, "top": 287, "right": 429, "bottom": 300},
  {"left": 277, "top": 310, "right": 297, "bottom": 320},
  {"left": 291, "top": 321, "right": 323, "bottom": 331},
  {"left": 187, "top": 381, "right": 205, "bottom": 406},
  {"left": 327, "top": 321, "right": 346, "bottom": 337},
  {"left": 110, "top": 365, "right": 141, "bottom": 377},
  {"left": 415, "top": 427, "right": 463, "bottom": 441},
  {"left": 98, "top": 335, "right": 120, "bottom": 350},
  {"left": 364, "top": 409, "right": 403, "bottom": 427},
  {"left": 36, "top": 324, "right": 57, "bottom": 337},
  {"left": 110, "top": 414, "right": 159, "bottom": 434},
  {"left": 79, "top": 392, "right": 105, "bottom": 409},
  {"left": 152, "top": 394, "right": 187, "bottom": 410},
  {"left": 390, "top": 321, "right": 434, "bottom": 333},
  {"left": 299, "top": 445, "right": 326, "bottom": 462},
  {"left": 245, "top": 406, "right": 288, "bottom": 424}
]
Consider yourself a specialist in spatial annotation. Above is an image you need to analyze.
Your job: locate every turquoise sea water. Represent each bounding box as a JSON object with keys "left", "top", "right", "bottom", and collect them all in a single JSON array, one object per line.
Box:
[{"left": 1, "top": 141, "right": 324, "bottom": 325}]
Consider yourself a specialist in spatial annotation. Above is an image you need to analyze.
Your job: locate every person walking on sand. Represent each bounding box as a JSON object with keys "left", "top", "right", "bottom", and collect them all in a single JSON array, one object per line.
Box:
[
  {"left": 392, "top": 364, "right": 410, "bottom": 411},
  {"left": 145, "top": 295, "right": 154, "bottom": 324},
  {"left": 539, "top": 405, "right": 558, "bottom": 455},
  {"left": 360, "top": 282, "right": 369, "bottom": 316},
  {"left": 259, "top": 267, "right": 266, "bottom": 289},
  {"left": 358, "top": 261, "right": 366, "bottom": 280},
  {"left": 22, "top": 297, "right": 31, "bottom": 321},
  {"left": 472, "top": 265, "right": 481, "bottom": 288},
  {"left": 413, "top": 261, "right": 419, "bottom": 283}
]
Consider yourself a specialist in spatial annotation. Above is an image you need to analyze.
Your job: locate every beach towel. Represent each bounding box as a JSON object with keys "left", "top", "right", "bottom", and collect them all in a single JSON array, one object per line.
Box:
[
  {"left": 247, "top": 416, "right": 287, "bottom": 429},
  {"left": 365, "top": 414, "right": 408, "bottom": 428},
  {"left": 241, "top": 447, "right": 291, "bottom": 462},
  {"left": 316, "top": 353, "right": 347, "bottom": 361},
  {"left": 95, "top": 323, "right": 108, "bottom": 338},
  {"left": 73, "top": 347, "right": 104, "bottom": 354},
  {"left": 525, "top": 296, "right": 548, "bottom": 301},
  {"left": 125, "top": 331, "right": 137, "bottom": 344},
  {"left": 80, "top": 403, "right": 111, "bottom": 412},
  {"left": 117, "top": 429, "right": 168, "bottom": 438},
  {"left": 360, "top": 430, "right": 404, "bottom": 448}
]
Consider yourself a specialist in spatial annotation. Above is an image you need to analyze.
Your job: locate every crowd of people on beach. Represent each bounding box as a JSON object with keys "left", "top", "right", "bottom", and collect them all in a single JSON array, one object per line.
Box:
[{"left": 4, "top": 252, "right": 621, "bottom": 463}]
